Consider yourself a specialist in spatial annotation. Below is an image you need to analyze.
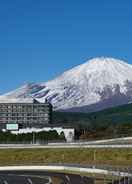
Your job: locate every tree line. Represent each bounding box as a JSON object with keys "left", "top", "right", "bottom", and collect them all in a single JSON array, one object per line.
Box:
[{"left": 0, "top": 130, "right": 65, "bottom": 144}]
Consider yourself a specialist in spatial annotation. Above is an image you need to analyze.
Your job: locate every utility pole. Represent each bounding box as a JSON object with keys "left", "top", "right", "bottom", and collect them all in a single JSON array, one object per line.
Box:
[
  {"left": 118, "top": 170, "right": 121, "bottom": 184},
  {"left": 123, "top": 174, "right": 125, "bottom": 184},
  {"left": 32, "top": 132, "right": 35, "bottom": 144},
  {"left": 111, "top": 174, "right": 114, "bottom": 184},
  {"left": 127, "top": 168, "right": 130, "bottom": 184},
  {"left": 123, "top": 168, "right": 126, "bottom": 184},
  {"left": 93, "top": 149, "right": 96, "bottom": 166},
  {"left": 103, "top": 174, "right": 106, "bottom": 184}
]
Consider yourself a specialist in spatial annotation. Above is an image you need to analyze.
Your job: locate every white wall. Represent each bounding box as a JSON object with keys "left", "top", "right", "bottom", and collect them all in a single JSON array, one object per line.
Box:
[{"left": 11, "top": 127, "right": 75, "bottom": 142}]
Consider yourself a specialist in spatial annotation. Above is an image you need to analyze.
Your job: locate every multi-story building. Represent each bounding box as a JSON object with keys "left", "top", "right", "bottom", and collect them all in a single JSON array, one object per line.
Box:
[{"left": 0, "top": 98, "right": 52, "bottom": 130}]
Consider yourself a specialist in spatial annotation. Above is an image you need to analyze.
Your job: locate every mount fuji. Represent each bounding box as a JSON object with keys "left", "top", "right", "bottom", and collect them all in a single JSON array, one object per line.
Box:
[{"left": 1, "top": 57, "right": 132, "bottom": 112}]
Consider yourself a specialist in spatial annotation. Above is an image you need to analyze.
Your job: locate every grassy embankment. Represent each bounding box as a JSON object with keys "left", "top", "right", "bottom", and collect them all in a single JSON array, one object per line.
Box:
[{"left": 0, "top": 148, "right": 132, "bottom": 167}]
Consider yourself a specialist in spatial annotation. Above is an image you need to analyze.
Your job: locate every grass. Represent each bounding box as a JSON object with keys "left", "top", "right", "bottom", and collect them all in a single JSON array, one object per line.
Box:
[
  {"left": 0, "top": 148, "right": 130, "bottom": 184},
  {"left": 0, "top": 148, "right": 132, "bottom": 167}
]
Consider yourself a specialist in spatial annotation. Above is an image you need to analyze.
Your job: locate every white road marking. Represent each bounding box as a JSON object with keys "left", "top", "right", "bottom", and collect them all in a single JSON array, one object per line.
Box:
[
  {"left": 3, "top": 181, "right": 8, "bottom": 184},
  {"left": 47, "top": 177, "right": 52, "bottom": 184},
  {"left": 65, "top": 175, "right": 71, "bottom": 183},
  {"left": 27, "top": 178, "right": 33, "bottom": 184}
]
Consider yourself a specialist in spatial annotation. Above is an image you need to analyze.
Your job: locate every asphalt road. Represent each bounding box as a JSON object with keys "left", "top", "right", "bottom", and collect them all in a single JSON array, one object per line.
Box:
[
  {"left": 0, "top": 170, "right": 95, "bottom": 184},
  {"left": 110, "top": 177, "right": 132, "bottom": 184}
]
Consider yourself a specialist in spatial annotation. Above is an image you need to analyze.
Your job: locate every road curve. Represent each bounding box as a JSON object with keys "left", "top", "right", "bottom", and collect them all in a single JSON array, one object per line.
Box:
[{"left": 0, "top": 170, "right": 95, "bottom": 184}]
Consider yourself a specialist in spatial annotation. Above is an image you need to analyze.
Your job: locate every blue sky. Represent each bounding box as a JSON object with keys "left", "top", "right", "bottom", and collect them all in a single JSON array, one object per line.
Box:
[{"left": 0, "top": 0, "right": 131, "bottom": 94}]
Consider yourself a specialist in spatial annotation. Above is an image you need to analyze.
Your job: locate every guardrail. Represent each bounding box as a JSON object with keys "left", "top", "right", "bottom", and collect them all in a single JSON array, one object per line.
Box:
[
  {"left": 0, "top": 165, "right": 132, "bottom": 177},
  {"left": 1, "top": 143, "right": 132, "bottom": 149}
]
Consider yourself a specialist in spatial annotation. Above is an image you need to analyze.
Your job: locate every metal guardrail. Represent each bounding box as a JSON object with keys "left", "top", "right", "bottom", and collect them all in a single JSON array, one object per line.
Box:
[
  {"left": 1, "top": 143, "right": 132, "bottom": 149},
  {"left": 0, "top": 165, "right": 132, "bottom": 177},
  {"left": 0, "top": 165, "right": 132, "bottom": 183}
]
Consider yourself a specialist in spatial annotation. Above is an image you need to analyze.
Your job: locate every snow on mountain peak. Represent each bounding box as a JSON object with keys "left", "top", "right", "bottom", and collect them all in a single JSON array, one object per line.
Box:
[
  {"left": 1, "top": 57, "right": 132, "bottom": 112},
  {"left": 45, "top": 57, "right": 132, "bottom": 90}
]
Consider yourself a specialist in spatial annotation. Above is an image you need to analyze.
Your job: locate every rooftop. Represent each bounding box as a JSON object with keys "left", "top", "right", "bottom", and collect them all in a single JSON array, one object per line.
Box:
[{"left": 0, "top": 97, "right": 42, "bottom": 104}]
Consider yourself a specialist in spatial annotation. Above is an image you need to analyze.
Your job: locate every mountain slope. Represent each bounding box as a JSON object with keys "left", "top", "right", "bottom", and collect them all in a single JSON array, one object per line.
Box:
[
  {"left": 53, "top": 102, "right": 132, "bottom": 126},
  {"left": 53, "top": 103, "right": 132, "bottom": 139},
  {"left": 1, "top": 57, "right": 132, "bottom": 112}
]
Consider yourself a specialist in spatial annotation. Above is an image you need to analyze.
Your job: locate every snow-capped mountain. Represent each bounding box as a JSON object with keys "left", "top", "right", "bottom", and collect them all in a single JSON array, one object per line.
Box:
[{"left": 1, "top": 57, "right": 132, "bottom": 112}]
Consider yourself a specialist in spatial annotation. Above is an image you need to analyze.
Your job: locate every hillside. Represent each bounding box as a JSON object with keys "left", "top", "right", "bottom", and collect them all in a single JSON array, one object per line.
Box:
[
  {"left": 53, "top": 103, "right": 132, "bottom": 139},
  {"left": 53, "top": 103, "right": 132, "bottom": 125}
]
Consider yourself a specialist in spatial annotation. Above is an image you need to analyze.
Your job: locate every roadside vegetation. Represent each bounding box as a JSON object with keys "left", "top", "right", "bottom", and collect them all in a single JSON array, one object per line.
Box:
[
  {"left": 0, "top": 130, "right": 65, "bottom": 144},
  {"left": 0, "top": 148, "right": 132, "bottom": 167}
]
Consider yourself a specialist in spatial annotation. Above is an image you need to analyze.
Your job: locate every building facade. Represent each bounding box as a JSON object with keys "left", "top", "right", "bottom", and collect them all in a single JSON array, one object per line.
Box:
[{"left": 0, "top": 99, "right": 52, "bottom": 130}]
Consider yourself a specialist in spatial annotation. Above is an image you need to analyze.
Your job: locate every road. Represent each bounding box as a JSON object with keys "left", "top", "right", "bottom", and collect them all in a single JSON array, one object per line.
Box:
[
  {"left": 0, "top": 170, "right": 95, "bottom": 184},
  {"left": 111, "top": 177, "right": 132, "bottom": 184},
  {"left": 1, "top": 136, "right": 132, "bottom": 149},
  {"left": 1, "top": 170, "right": 132, "bottom": 184},
  {"left": 1, "top": 144, "right": 132, "bottom": 149}
]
